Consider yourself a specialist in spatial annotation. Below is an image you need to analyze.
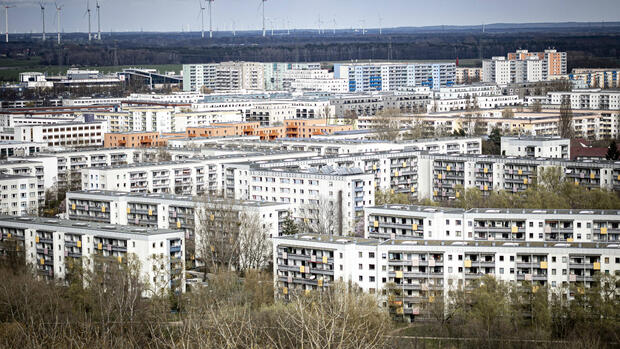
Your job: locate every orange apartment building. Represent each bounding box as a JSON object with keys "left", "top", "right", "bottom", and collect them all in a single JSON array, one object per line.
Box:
[
  {"left": 105, "top": 119, "right": 354, "bottom": 148},
  {"left": 186, "top": 119, "right": 353, "bottom": 141},
  {"left": 507, "top": 49, "right": 566, "bottom": 77}
]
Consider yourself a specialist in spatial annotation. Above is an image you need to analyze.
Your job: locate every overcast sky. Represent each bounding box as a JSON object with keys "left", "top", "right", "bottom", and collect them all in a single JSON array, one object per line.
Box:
[{"left": 5, "top": 0, "right": 620, "bottom": 34}]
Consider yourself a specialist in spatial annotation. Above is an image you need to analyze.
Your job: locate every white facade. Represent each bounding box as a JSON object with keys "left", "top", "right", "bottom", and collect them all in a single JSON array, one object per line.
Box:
[
  {"left": 501, "top": 136, "right": 570, "bottom": 159},
  {"left": 0, "top": 174, "right": 40, "bottom": 216},
  {"left": 9, "top": 122, "right": 108, "bottom": 147},
  {"left": 273, "top": 229, "right": 620, "bottom": 319},
  {"left": 546, "top": 90, "right": 620, "bottom": 110},
  {"left": 334, "top": 62, "right": 456, "bottom": 91},
  {"left": 0, "top": 216, "right": 185, "bottom": 296},
  {"left": 228, "top": 165, "right": 374, "bottom": 235}
]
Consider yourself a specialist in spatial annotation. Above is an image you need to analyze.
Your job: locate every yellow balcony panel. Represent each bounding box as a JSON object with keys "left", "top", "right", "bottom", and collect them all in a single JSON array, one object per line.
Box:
[
  {"left": 395, "top": 271, "right": 403, "bottom": 278},
  {"left": 299, "top": 265, "right": 305, "bottom": 273},
  {"left": 600, "top": 227, "right": 607, "bottom": 235},
  {"left": 374, "top": 220, "right": 379, "bottom": 228},
  {"left": 593, "top": 262, "right": 601, "bottom": 270},
  {"left": 464, "top": 260, "right": 472, "bottom": 268},
  {"left": 540, "top": 261, "right": 548, "bottom": 269},
  {"left": 412, "top": 224, "right": 418, "bottom": 231}
]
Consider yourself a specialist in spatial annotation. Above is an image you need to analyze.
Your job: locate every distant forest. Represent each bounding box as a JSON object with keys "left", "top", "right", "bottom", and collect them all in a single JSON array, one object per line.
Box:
[{"left": 2, "top": 26, "right": 620, "bottom": 70}]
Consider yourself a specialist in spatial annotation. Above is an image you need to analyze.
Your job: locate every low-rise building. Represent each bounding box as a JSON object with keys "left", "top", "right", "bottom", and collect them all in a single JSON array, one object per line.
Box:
[{"left": 501, "top": 136, "right": 570, "bottom": 159}]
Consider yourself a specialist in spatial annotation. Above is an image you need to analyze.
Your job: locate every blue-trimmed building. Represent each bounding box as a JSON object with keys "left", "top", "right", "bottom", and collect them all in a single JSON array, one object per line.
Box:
[{"left": 334, "top": 62, "right": 455, "bottom": 92}]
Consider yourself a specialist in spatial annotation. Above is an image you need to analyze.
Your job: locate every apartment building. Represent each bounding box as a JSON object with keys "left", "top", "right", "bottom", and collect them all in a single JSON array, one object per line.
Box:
[
  {"left": 365, "top": 205, "right": 620, "bottom": 243},
  {"left": 0, "top": 121, "right": 108, "bottom": 147},
  {"left": 273, "top": 230, "right": 619, "bottom": 320},
  {"left": 0, "top": 174, "right": 40, "bottom": 216},
  {"left": 482, "top": 57, "right": 544, "bottom": 85},
  {"left": 416, "top": 154, "right": 620, "bottom": 200},
  {"left": 0, "top": 216, "right": 185, "bottom": 295},
  {"left": 80, "top": 151, "right": 317, "bottom": 196},
  {"left": 0, "top": 140, "right": 47, "bottom": 159},
  {"left": 334, "top": 62, "right": 456, "bottom": 91},
  {"left": 455, "top": 67, "right": 482, "bottom": 84},
  {"left": 226, "top": 165, "right": 374, "bottom": 234},
  {"left": 545, "top": 90, "right": 620, "bottom": 110},
  {"left": 0, "top": 159, "right": 55, "bottom": 204},
  {"left": 183, "top": 62, "right": 265, "bottom": 92},
  {"left": 65, "top": 190, "right": 290, "bottom": 257},
  {"left": 570, "top": 69, "right": 620, "bottom": 89},
  {"left": 501, "top": 136, "right": 570, "bottom": 159},
  {"left": 263, "top": 62, "right": 321, "bottom": 90}
]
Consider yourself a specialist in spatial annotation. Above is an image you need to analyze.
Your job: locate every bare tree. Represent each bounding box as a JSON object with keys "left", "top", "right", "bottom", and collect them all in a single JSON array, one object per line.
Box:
[
  {"left": 559, "top": 98, "right": 574, "bottom": 138},
  {"left": 299, "top": 197, "right": 342, "bottom": 235},
  {"left": 373, "top": 108, "right": 402, "bottom": 141},
  {"left": 194, "top": 195, "right": 242, "bottom": 274},
  {"left": 238, "top": 210, "right": 272, "bottom": 271}
]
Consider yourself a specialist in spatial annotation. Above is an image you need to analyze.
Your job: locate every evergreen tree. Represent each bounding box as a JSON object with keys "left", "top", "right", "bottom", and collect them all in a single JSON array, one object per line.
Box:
[
  {"left": 281, "top": 213, "right": 300, "bottom": 235},
  {"left": 605, "top": 140, "right": 619, "bottom": 160}
]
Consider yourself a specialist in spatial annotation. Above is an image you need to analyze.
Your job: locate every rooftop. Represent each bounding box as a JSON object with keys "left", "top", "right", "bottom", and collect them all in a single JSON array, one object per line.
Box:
[{"left": 0, "top": 215, "right": 180, "bottom": 236}]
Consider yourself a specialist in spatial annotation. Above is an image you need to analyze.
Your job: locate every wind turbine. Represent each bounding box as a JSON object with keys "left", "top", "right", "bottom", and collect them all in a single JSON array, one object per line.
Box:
[
  {"left": 85, "top": 0, "right": 92, "bottom": 41},
  {"left": 332, "top": 18, "right": 336, "bottom": 35},
  {"left": 260, "top": 0, "right": 266, "bottom": 37},
  {"left": 40, "top": 2, "right": 46, "bottom": 41},
  {"left": 55, "top": 2, "right": 63, "bottom": 44},
  {"left": 207, "top": 0, "right": 213, "bottom": 38},
  {"left": 378, "top": 15, "right": 382, "bottom": 35},
  {"left": 317, "top": 15, "right": 322, "bottom": 35},
  {"left": 198, "top": 0, "right": 205, "bottom": 38},
  {"left": 231, "top": 19, "right": 236, "bottom": 36},
  {"left": 96, "top": 0, "right": 101, "bottom": 40},
  {"left": 3, "top": 4, "right": 15, "bottom": 43}
]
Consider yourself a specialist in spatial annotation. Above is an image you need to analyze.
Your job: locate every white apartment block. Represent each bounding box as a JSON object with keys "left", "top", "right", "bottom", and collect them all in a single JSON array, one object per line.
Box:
[
  {"left": 0, "top": 140, "right": 48, "bottom": 158},
  {"left": 264, "top": 62, "right": 322, "bottom": 90},
  {"left": 429, "top": 95, "right": 522, "bottom": 113},
  {"left": 66, "top": 190, "right": 290, "bottom": 246},
  {"left": 0, "top": 122, "right": 108, "bottom": 147},
  {"left": 501, "top": 136, "right": 570, "bottom": 159},
  {"left": 227, "top": 165, "right": 374, "bottom": 235},
  {"left": 416, "top": 154, "right": 620, "bottom": 201},
  {"left": 365, "top": 205, "right": 620, "bottom": 244},
  {"left": 290, "top": 78, "right": 349, "bottom": 93},
  {"left": 0, "top": 174, "right": 40, "bottom": 216},
  {"left": 183, "top": 62, "right": 265, "bottom": 92},
  {"left": 546, "top": 90, "right": 620, "bottom": 110},
  {"left": 273, "top": 229, "right": 620, "bottom": 320},
  {"left": 0, "top": 159, "right": 55, "bottom": 203},
  {"left": 334, "top": 62, "right": 456, "bottom": 91},
  {"left": 482, "top": 57, "right": 543, "bottom": 85},
  {"left": 80, "top": 151, "right": 316, "bottom": 196},
  {"left": 0, "top": 216, "right": 185, "bottom": 295}
]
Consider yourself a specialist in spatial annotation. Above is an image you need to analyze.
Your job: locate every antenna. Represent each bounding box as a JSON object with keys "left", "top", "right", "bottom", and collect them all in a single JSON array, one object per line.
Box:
[
  {"left": 378, "top": 15, "right": 382, "bottom": 35},
  {"left": 317, "top": 14, "right": 322, "bottom": 35},
  {"left": 96, "top": 0, "right": 101, "bottom": 40},
  {"left": 232, "top": 19, "right": 235, "bottom": 36},
  {"left": 198, "top": 0, "right": 205, "bottom": 38},
  {"left": 260, "top": 0, "right": 266, "bottom": 37},
  {"left": 333, "top": 18, "right": 336, "bottom": 35},
  {"left": 208, "top": 0, "right": 213, "bottom": 38},
  {"left": 4, "top": 5, "right": 15, "bottom": 43},
  {"left": 40, "top": 2, "right": 46, "bottom": 41},
  {"left": 85, "top": 0, "right": 92, "bottom": 41},
  {"left": 55, "top": 2, "right": 63, "bottom": 45}
]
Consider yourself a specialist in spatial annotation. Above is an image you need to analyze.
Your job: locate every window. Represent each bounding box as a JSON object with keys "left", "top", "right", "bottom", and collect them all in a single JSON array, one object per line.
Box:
[
  {"left": 358, "top": 276, "right": 363, "bottom": 282},
  {"left": 358, "top": 252, "right": 363, "bottom": 258},
  {"left": 358, "top": 264, "right": 363, "bottom": 270},
  {"left": 448, "top": 254, "right": 453, "bottom": 261},
  {"left": 552, "top": 256, "right": 557, "bottom": 262},
  {"left": 370, "top": 276, "right": 375, "bottom": 282},
  {"left": 552, "top": 269, "right": 556, "bottom": 275},
  {"left": 499, "top": 268, "right": 504, "bottom": 274},
  {"left": 448, "top": 267, "right": 453, "bottom": 273},
  {"left": 369, "top": 252, "right": 375, "bottom": 258},
  {"left": 510, "top": 268, "right": 514, "bottom": 274},
  {"left": 369, "top": 264, "right": 375, "bottom": 270},
  {"left": 510, "top": 256, "right": 514, "bottom": 262}
]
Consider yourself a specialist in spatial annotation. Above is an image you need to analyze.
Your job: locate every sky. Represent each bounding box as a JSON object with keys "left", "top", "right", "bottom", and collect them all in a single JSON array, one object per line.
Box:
[{"left": 3, "top": 0, "right": 620, "bottom": 34}]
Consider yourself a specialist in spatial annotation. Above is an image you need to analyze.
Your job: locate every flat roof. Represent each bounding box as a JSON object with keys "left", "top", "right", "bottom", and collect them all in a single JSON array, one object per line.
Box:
[
  {"left": 0, "top": 215, "right": 181, "bottom": 236},
  {"left": 68, "top": 190, "right": 289, "bottom": 208}
]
